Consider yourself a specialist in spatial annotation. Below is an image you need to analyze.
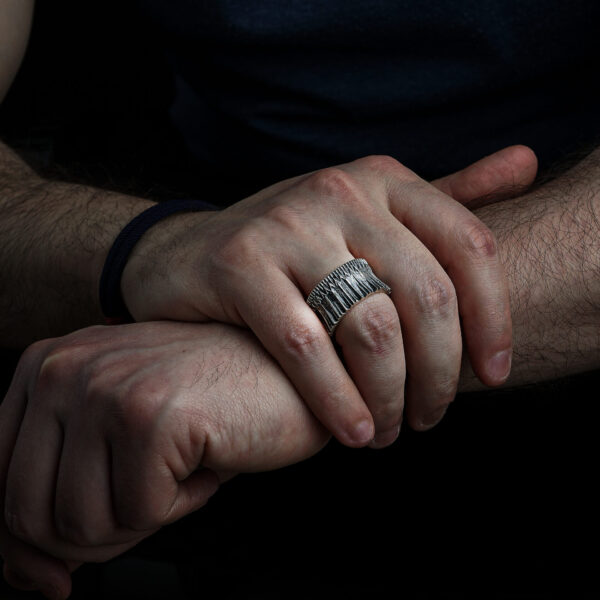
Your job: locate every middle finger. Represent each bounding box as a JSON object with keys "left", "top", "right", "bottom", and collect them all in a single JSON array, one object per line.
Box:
[{"left": 343, "top": 213, "right": 463, "bottom": 431}]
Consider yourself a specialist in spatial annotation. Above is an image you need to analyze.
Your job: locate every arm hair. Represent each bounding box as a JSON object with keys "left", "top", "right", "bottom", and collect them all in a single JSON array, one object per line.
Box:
[{"left": 459, "top": 146, "right": 600, "bottom": 392}]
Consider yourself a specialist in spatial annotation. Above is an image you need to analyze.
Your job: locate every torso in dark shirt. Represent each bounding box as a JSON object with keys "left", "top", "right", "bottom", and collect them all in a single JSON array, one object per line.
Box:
[{"left": 139, "top": 0, "right": 600, "bottom": 197}]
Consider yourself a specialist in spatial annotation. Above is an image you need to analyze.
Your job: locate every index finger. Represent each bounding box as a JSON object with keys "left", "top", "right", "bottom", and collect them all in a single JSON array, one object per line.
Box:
[
  {"left": 431, "top": 145, "right": 538, "bottom": 207},
  {"left": 0, "top": 342, "right": 73, "bottom": 599},
  {"left": 389, "top": 176, "right": 512, "bottom": 386}
]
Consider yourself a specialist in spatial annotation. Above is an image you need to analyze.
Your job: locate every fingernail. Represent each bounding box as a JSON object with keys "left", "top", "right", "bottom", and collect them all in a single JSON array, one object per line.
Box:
[
  {"left": 369, "top": 425, "right": 401, "bottom": 449},
  {"left": 350, "top": 419, "right": 374, "bottom": 445},
  {"left": 420, "top": 404, "right": 448, "bottom": 429},
  {"left": 488, "top": 349, "right": 512, "bottom": 382}
]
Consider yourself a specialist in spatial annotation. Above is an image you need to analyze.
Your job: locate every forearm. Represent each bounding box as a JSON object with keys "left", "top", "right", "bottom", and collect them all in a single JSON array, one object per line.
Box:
[
  {"left": 0, "top": 140, "right": 155, "bottom": 346},
  {"left": 459, "top": 147, "right": 600, "bottom": 392}
]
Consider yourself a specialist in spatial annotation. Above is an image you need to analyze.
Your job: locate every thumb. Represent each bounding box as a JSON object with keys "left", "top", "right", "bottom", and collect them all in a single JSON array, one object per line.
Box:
[
  {"left": 163, "top": 467, "right": 220, "bottom": 525},
  {"left": 432, "top": 145, "right": 538, "bottom": 208}
]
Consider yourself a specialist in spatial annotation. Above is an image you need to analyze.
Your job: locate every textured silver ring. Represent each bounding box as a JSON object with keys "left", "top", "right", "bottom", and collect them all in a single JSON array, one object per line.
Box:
[{"left": 306, "top": 258, "right": 392, "bottom": 336}]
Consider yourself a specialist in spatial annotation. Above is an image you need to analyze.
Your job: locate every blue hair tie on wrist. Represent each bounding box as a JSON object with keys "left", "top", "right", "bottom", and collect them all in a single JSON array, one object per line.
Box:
[{"left": 99, "top": 199, "right": 217, "bottom": 321}]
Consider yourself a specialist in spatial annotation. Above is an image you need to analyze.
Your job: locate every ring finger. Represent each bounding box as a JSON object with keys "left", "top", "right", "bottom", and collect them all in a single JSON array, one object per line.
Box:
[{"left": 289, "top": 249, "right": 406, "bottom": 448}]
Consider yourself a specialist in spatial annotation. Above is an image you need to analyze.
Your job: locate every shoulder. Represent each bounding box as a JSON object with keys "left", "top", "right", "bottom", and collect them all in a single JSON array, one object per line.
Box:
[{"left": 0, "top": 0, "right": 34, "bottom": 103}]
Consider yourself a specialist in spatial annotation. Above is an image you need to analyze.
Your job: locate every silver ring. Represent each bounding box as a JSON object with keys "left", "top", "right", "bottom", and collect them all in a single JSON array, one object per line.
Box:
[{"left": 306, "top": 258, "right": 392, "bottom": 336}]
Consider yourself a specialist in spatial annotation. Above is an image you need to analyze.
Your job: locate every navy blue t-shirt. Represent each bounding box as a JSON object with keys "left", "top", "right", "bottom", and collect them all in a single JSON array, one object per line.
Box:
[{"left": 139, "top": 0, "right": 599, "bottom": 196}]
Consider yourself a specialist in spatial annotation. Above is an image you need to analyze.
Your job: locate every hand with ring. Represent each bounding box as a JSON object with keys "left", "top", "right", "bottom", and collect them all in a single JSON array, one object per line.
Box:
[{"left": 121, "top": 146, "right": 537, "bottom": 448}]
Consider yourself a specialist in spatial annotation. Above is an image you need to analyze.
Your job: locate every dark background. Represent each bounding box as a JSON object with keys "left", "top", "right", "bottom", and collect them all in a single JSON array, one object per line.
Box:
[{"left": 1, "top": 2, "right": 598, "bottom": 598}]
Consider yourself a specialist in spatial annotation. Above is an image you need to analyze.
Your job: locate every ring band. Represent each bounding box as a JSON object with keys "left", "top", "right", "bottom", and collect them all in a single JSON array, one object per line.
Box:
[{"left": 306, "top": 258, "right": 392, "bottom": 336}]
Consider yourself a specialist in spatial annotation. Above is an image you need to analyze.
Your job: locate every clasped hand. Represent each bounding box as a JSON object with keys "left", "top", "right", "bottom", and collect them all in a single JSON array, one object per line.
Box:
[
  {"left": 122, "top": 148, "right": 536, "bottom": 447},
  {"left": 0, "top": 322, "right": 329, "bottom": 597}
]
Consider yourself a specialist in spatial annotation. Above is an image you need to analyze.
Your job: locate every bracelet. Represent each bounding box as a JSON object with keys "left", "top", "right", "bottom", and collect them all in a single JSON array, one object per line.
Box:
[{"left": 99, "top": 199, "right": 217, "bottom": 322}]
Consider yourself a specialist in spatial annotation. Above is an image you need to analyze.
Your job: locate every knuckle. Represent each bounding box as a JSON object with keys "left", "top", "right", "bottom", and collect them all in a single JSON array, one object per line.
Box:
[
  {"left": 413, "top": 275, "right": 457, "bottom": 317},
  {"left": 212, "top": 226, "right": 260, "bottom": 273},
  {"left": 35, "top": 353, "right": 66, "bottom": 390},
  {"left": 357, "top": 154, "right": 403, "bottom": 174},
  {"left": 108, "top": 378, "right": 165, "bottom": 440},
  {"left": 307, "top": 167, "right": 362, "bottom": 204},
  {"left": 84, "top": 364, "right": 114, "bottom": 406},
  {"left": 264, "top": 203, "right": 303, "bottom": 230},
  {"left": 19, "top": 339, "right": 50, "bottom": 364},
  {"left": 355, "top": 301, "right": 401, "bottom": 355},
  {"left": 83, "top": 372, "right": 112, "bottom": 413},
  {"left": 457, "top": 218, "right": 498, "bottom": 260},
  {"left": 280, "top": 322, "right": 325, "bottom": 361},
  {"left": 35, "top": 345, "right": 84, "bottom": 392}
]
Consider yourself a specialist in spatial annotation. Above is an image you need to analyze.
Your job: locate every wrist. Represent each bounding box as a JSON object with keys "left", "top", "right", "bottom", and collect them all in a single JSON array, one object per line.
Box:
[{"left": 117, "top": 203, "right": 218, "bottom": 321}]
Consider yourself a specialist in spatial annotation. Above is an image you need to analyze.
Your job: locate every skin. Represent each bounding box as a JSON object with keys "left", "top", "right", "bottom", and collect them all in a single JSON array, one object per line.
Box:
[
  {"left": 120, "top": 154, "right": 519, "bottom": 447},
  {"left": 0, "top": 144, "right": 522, "bottom": 446},
  {"left": 466, "top": 147, "right": 600, "bottom": 389},
  {"left": 0, "top": 321, "right": 330, "bottom": 599},
  {"left": 0, "top": 104, "right": 522, "bottom": 447},
  {"left": 0, "top": 0, "right": 523, "bottom": 453}
]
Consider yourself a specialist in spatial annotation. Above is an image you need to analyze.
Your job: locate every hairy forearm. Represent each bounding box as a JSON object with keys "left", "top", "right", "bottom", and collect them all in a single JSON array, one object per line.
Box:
[
  {"left": 459, "top": 147, "right": 600, "bottom": 392},
  {"left": 0, "top": 140, "right": 155, "bottom": 346}
]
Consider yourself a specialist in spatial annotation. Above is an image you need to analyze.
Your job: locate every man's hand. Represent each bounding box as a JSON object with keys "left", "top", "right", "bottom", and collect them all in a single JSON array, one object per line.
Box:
[
  {"left": 122, "top": 146, "right": 537, "bottom": 447},
  {"left": 0, "top": 321, "right": 329, "bottom": 597}
]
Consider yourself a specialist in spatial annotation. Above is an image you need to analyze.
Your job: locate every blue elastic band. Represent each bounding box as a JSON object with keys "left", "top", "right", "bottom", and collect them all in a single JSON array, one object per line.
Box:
[{"left": 99, "top": 199, "right": 216, "bottom": 320}]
